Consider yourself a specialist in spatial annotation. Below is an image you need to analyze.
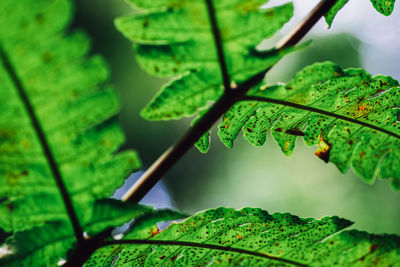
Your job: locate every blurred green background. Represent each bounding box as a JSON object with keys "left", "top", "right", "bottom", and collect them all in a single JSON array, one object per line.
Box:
[{"left": 72, "top": 0, "right": 400, "bottom": 234}]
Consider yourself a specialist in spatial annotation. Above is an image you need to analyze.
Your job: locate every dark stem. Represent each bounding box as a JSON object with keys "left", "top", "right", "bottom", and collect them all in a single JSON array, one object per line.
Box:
[
  {"left": 0, "top": 45, "right": 84, "bottom": 245},
  {"left": 101, "top": 239, "right": 308, "bottom": 267},
  {"left": 122, "top": 0, "right": 339, "bottom": 202},
  {"left": 205, "top": 0, "right": 232, "bottom": 92},
  {"left": 234, "top": 0, "right": 340, "bottom": 95},
  {"left": 276, "top": 0, "right": 336, "bottom": 48},
  {"left": 243, "top": 96, "right": 400, "bottom": 140},
  {"left": 122, "top": 91, "right": 241, "bottom": 202}
]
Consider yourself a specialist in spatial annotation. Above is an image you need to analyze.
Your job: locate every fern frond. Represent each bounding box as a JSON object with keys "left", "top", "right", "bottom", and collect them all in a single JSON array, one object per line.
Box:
[
  {"left": 0, "top": 0, "right": 187, "bottom": 265},
  {"left": 0, "top": 202, "right": 184, "bottom": 266},
  {"left": 87, "top": 207, "right": 400, "bottom": 266},
  {"left": 0, "top": 0, "right": 140, "bottom": 232},
  {"left": 219, "top": 62, "right": 400, "bottom": 189},
  {"left": 116, "top": 0, "right": 294, "bottom": 121}
]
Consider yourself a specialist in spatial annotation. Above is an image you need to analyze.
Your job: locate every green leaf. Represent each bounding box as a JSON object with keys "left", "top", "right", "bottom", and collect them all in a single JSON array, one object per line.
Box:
[
  {"left": 0, "top": 0, "right": 156, "bottom": 264},
  {"left": 0, "top": 0, "right": 140, "bottom": 232},
  {"left": 0, "top": 222, "right": 75, "bottom": 267},
  {"left": 83, "top": 200, "right": 185, "bottom": 238},
  {"left": 85, "top": 207, "right": 400, "bottom": 266},
  {"left": 0, "top": 203, "right": 184, "bottom": 266},
  {"left": 192, "top": 109, "right": 211, "bottom": 153},
  {"left": 125, "top": 209, "right": 188, "bottom": 239},
  {"left": 116, "top": 0, "right": 294, "bottom": 121},
  {"left": 219, "top": 62, "right": 400, "bottom": 189},
  {"left": 325, "top": 0, "right": 396, "bottom": 27},
  {"left": 85, "top": 208, "right": 188, "bottom": 266},
  {"left": 324, "top": 0, "right": 349, "bottom": 27},
  {"left": 82, "top": 199, "right": 154, "bottom": 236},
  {"left": 370, "top": 0, "right": 396, "bottom": 15}
]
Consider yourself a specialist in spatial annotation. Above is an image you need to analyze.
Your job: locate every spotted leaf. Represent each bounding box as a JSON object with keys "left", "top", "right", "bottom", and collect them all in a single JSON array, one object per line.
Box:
[
  {"left": 86, "top": 207, "right": 400, "bottom": 266},
  {"left": 219, "top": 62, "right": 400, "bottom": 189},
  {"left": 325, "top": 0, "right": 396, "bottom": 27}
]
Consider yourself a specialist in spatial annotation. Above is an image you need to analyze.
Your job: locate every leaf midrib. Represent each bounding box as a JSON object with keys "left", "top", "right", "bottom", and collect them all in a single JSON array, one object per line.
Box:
[
  {"left": 0, "top": 42, "right": 83, "bottom": 242},
  {"left": 102, "top": 239, "right": 309, "bottom": 266},
  {"left": 244, "top": 95, "right": 400, "bottom": 140}
]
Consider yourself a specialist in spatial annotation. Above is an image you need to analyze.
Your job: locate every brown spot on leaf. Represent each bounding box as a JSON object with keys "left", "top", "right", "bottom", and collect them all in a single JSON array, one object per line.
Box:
[
  {"left": 283, "top": 142, "right": 289, "bottom": 151},
  {"left": 314, "top": 136, "right": 331, "bottom": 163},
  {"left": 358, "top": 105, "right": 367, "bottom": 111},
  {"left": 370, "top": 244, "right": 378, "bottom": 253},
  {"left": 42, "top": 52, "right": 53, "bottom": 63},
  {"left": 143, "top": 18, "right": 149, "bottom": 28},
  {"left": 285, "top": 128, "right": 305, "bottom": 136},
  {"left": 151, "top": 227, "right": 159, "bottom": 236},
  {"left": 379, "top": 80, "right": 388, "bottom": 87},
  {"left": 6, "top": 203, "right": 14, "bottom": 212},
  {"left": 35, "top": 13, "right": 45, "bottom": 24},
  {"left": 22, "top": 140, "right": 30, "bottom": 148}
]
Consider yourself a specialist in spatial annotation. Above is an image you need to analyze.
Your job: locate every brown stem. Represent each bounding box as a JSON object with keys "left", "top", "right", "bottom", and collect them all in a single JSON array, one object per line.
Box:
[
  {"left": 122, "top": 0, "right": 339, "bottom": 202},
  {"left": 122, "top": 91, "right": 241, "bottom": 202}
]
